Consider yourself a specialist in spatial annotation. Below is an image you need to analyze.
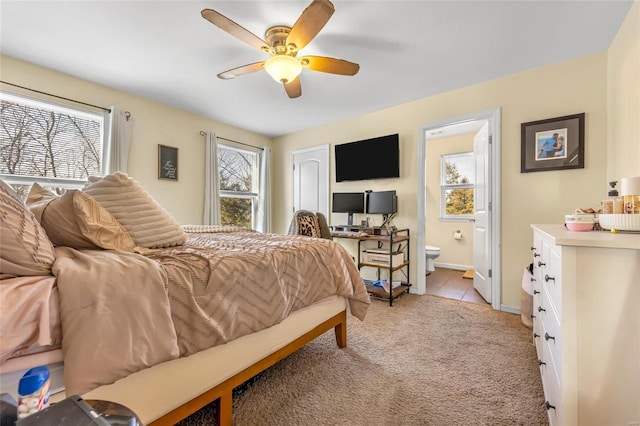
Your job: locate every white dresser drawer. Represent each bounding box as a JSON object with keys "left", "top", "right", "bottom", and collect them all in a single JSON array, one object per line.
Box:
[
  {"left": 533, "top": 286, "right": 551, "bottom": 361},
  {"left": 541, "top": 334, "right": 562, "bottom": 426},
  {"left": 532, "top": 306, "right": 543, "bottom": 359},
  {"left": 544, "top": 244, "right": 562, "bottom": 317},
  {"left": 541, "top": 288, "right": 562, "bottom": 382}
]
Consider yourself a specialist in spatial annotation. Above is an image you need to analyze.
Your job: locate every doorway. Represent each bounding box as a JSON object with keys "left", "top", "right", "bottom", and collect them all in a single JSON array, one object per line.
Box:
[{"left": 416, "top": 108, "right": 502, "bottom": 310}]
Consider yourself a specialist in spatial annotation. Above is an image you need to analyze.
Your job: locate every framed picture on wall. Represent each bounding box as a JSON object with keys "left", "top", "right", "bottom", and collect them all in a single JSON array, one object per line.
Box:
[
  {"left": 158, "top": 144, "right": 178, "bottom": 180},
  {"left": 520, "top": 113, "right": 585, "bottom": 173}
]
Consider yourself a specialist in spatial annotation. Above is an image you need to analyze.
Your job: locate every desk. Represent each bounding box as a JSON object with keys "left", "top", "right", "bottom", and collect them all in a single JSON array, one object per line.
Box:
[{"left": 331, "top": 228, "right": 411, "bottom": 306}]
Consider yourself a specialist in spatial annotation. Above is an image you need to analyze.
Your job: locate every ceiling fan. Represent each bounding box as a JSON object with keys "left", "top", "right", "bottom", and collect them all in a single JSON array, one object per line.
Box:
[{"left": 201, "top": 0, "right": 359, "bottom": 99}]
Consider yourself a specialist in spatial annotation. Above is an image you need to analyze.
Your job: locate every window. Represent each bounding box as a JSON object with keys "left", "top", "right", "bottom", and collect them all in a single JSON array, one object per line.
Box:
[
  {"left": 441, "top": 152, "right": 474, "bottom": 219},
  {"left": 0, "top": 92, "right": 106, "bottom": 199},
  {"left": 218, "top": 143, "right": 260, "bottom": 229}
]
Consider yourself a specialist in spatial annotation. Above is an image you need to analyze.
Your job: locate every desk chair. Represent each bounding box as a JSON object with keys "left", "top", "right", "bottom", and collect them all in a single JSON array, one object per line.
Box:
[{"left": 287, "top": 210, "right": 332, "bottom": 240}]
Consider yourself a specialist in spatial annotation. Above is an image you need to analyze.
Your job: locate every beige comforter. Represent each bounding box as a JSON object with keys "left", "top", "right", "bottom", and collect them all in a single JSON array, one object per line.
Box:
[{"left": 54, "top": 231, "right": 369, "bottom": 394}]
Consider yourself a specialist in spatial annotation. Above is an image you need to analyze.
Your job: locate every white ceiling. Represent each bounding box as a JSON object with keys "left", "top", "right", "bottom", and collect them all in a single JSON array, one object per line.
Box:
[{"left": 0, "top": 1, "right": 632, "bottom": 137}]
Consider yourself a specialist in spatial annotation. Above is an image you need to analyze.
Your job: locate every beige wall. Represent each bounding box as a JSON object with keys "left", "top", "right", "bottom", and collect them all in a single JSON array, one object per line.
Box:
[
  {"left": 272, "top": 52, "right": 609, "bottom": 308},
  {"left": 607, "top": 0, "right": 640, "bottom": 181},
  {"left": 426, "top": 134, "right": 474, "bottom": 268},
  {"left": 0, "top": 55, "right": 272, "bottom": 225}
]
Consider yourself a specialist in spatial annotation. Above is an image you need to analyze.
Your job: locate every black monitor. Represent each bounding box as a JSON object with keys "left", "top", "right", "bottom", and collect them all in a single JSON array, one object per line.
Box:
[
  {"left": 332, "top": 192, "right": 365, "bottom": 226},
  {"left": 366, "top": 190, "right": 397, "bottom": 215}
]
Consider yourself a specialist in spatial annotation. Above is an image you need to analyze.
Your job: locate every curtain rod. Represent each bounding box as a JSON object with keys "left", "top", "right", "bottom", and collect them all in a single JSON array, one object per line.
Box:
[
  {"left": 1, "top": 80, "right": 111, "bottom": 113},
  {"left": 200, "top": 131, "right": 264, "bottom": 151}
]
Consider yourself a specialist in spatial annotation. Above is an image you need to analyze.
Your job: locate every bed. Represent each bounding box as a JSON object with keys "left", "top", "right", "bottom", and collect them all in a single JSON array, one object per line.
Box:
[{"left": 0, "top": 173, "right": 370, "bottom": 424}]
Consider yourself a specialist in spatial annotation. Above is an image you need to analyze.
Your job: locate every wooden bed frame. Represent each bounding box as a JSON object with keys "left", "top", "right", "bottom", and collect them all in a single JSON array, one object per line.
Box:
[
  {"left": 149, "top": 310, "right": 346, "bottom": 425},
  {"left": 4, "top": 294, "right": 351, "bottom": 426}
]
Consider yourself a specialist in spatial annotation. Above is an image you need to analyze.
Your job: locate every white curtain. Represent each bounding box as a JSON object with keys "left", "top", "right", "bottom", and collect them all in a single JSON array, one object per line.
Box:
[
  {"left": 204, "top": 131, "right": 221, "bottom": 225},
  {"left": 257, "top": 146, "right": 271, "bottom": 233},
  {"left": 106, "top": 106, "right": 133, "bottom": 174}
]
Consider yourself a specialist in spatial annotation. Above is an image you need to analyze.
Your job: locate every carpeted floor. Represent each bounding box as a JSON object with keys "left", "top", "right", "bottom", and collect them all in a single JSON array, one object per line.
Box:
[{"left": 178, "top": 294, "right": 548, "bottom": 425}]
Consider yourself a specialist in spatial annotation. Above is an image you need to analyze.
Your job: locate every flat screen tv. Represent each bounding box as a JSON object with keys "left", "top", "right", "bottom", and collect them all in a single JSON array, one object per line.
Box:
[
  {"left": 332, "top": 192, "right": 365, "bottom": 225},
  {"left": 334, "top": 134, "right": 400, "bottom": 182},
  {"left": 366, "top": 190, "right": 397, "bottom": 215}
]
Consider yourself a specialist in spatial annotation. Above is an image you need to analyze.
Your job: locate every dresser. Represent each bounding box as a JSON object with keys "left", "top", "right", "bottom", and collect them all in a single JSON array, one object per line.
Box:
[{"left": 530, "top": 225, "right": 640, "bottom": 426}]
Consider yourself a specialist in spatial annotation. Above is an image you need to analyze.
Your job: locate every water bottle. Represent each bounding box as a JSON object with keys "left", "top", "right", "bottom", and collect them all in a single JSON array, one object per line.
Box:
[{"left": 17, "top": 366, "right": 50, "bottom": 420}]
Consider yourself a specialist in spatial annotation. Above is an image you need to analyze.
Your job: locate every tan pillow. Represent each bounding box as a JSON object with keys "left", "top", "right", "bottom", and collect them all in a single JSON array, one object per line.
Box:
[
  {"left": 26, "top": 183, "right": 136, "bottom": 251},
  {"left": 82, "top": 172, "right": 186, "bottom": 248},
  {"left": 0, "top": 179, "right": 55, "bottom": 276}
]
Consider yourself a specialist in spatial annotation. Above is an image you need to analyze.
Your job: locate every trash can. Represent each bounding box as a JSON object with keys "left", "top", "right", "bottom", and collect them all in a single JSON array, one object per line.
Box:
[{"left": 520, "top": 264, "right": 534, "bottom": 328}]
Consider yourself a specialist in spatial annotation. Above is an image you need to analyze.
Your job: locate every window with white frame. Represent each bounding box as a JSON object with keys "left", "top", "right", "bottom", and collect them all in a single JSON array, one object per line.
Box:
[
  {"left": 0, "top": 92, "right": 106, "bottom": 199},
  {"left": 218, "top": 143, "right": 260, "bottom": 229},
  {"left": 441, "top": 152, "right": 474, "bottom": 219}
]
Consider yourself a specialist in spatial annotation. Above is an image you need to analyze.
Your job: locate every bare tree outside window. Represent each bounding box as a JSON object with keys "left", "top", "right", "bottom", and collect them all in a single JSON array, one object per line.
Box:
[
  {"left": 218, "top": 145, "right": 258, "bottom": 228},
  {"left": 0, "top": 93, "right": 103, "bottom": 198}
]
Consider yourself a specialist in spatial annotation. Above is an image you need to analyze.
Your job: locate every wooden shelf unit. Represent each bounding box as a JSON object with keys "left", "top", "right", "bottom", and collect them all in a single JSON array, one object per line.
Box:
[{"left": 331, "top": 227, "right": 411, "bottom": 306}]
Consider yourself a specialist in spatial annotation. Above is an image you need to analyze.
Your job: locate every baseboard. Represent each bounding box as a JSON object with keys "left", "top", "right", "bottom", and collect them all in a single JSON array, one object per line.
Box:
[
  {"left": 433, "top": 262, "right": 472, "bottom": 271},
  {"left": 500, "top": 304, "right": 520, "bottom": 315}
]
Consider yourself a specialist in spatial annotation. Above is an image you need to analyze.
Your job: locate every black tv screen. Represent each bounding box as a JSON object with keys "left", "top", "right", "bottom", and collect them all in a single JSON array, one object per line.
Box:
[
  {"left": 334, "top": 134, "right": 399, "bottom": 182},
  {"left": 366, "top": 190, "right": 397, "bottom": 214},
  {"left": 332, "top": 192, "right": 365, "bottom": 213}
]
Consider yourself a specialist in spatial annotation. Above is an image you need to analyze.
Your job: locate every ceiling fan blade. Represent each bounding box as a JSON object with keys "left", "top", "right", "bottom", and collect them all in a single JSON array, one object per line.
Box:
[
  {"left": 284, "top": 78, "right": 302, "bottom": 98},
  {"left": 300, "top": 56, "right": 359, "bottom": 76},
  {"left": 286, "top": 0, "right": 335, "bottom": 52},
  {"left": 202, "top": 9, "right": 270, "bottom": 52},
  {"left": 217, "top": 62, "right": 265, "bottom": 80}
]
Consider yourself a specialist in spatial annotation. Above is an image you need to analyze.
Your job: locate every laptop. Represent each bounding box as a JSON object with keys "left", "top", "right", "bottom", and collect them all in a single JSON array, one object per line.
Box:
[{"left": 16, "top": 395, "right": 110, "bottom": 426}]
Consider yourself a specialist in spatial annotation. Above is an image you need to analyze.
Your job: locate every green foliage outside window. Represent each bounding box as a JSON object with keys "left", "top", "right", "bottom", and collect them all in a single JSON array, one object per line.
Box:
[
  {"left": 442, "top": 154, "right": 474, "bottom": 217},
  {"left": 220, "top": 197, "right": 252, "bottom": 228},
  {"left": 445, "top": 188, "right": 474, "bottom": 215}
]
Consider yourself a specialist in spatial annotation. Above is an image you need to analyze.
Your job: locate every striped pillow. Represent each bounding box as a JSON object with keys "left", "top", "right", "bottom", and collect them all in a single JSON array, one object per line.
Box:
[
  {"left": 26, "top": 183, "right": 136, "bottom": 251},
  {"left": 82, "top": 172, "right": 186, "bottom": 249},
  {"left": 0, "top": 179, "right": 55, "bottom": 276}
]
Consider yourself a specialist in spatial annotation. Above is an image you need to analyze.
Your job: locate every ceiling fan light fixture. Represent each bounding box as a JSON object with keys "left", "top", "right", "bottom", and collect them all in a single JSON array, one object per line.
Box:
[{"left": 264, "top": 55, "right": 302, "bottom": 84}]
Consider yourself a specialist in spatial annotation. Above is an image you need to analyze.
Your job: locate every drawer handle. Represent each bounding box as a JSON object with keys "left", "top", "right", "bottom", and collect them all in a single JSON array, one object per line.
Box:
[
  {"left": 533, "top": 252, "right": 540, "bottom": 258},
  {"left": 544, "top": 274, "right": 555, "bottom": 282},
  {"left": 538, "top": 359, "right": 546, "bottom": 366},
  {"left": 533, "top": 333, "right": 540, "bottom": 339},
  {"left": 545, "top": 401, "right": 556, "bottom": 410},
  {"left": 538, "top": 306, "right": 546, "bottom": 313},
  {"left": 530, "top": 277, "right": 536, "bottom": 282},
  {"left": 530, "top": 314, "right": 536, "bottom": 319},
  {"left": 538, "top": 261, "right": 546, "bottom": 267},
  {"left": 544, "top": 332, "right": 555, "bottom": 342},
  {"left": 533, "top": 289, "right": 540, "bottom": 295},
  {"left": 530, "top": 246, "right": 535, "bottom": 251}
]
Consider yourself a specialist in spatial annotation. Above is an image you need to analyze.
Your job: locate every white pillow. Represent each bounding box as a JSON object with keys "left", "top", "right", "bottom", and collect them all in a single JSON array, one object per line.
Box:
[{"left": 82, "top": 172, "right": 186, "bottom": 249}]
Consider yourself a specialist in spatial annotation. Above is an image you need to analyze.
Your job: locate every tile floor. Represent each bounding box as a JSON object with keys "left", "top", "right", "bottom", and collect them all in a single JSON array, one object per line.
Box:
[{"left": 425, "top": 267, "right": 488, "bottom": 305}]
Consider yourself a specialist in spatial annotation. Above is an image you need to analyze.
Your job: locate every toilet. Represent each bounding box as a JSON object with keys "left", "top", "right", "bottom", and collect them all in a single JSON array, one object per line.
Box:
[{"left": 425, "top": 245, "right": 441, "bottom": 273}]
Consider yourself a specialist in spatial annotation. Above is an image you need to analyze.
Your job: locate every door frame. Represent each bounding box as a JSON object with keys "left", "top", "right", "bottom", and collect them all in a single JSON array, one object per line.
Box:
[{"left": 416, "top": 107, "right": 502, "bottom": 310}]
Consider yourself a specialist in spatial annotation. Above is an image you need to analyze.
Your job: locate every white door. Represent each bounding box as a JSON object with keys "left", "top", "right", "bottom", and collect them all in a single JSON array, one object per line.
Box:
[
  {"left": 473, "top": 122, "right": 491, "bottom": 302},
  {"left": 291, "top": 145, "right": 329, "bottom": 218}
]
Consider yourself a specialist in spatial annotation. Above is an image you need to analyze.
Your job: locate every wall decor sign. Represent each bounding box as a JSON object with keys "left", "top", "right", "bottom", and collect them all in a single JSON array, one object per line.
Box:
[
  {"left": 520, "top": 113, "right": 585, "bottom": 173},
  {"left": 158, "top": 144, "right": 178, "bottom": 180}
]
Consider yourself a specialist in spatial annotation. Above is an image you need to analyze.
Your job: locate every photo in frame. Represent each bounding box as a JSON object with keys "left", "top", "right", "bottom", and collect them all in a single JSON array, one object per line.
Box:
[
  {"left": 158, "top": 144, "right": 178, "bottom": 180},
  {"left": 520, "top": 113, "right": 585, "bottom": 173}
]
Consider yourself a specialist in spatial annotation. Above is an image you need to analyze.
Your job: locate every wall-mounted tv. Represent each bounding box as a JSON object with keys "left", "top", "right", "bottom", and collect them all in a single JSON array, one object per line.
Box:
[
  {"left": 332, "top": 192, "right": 365, "bottom": 225},
  {"left": 334, "top": 134, "right": 399, "bottom": 182},
  {"left": 366, "top": 190, "right": 397, "bottom": 215}
]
